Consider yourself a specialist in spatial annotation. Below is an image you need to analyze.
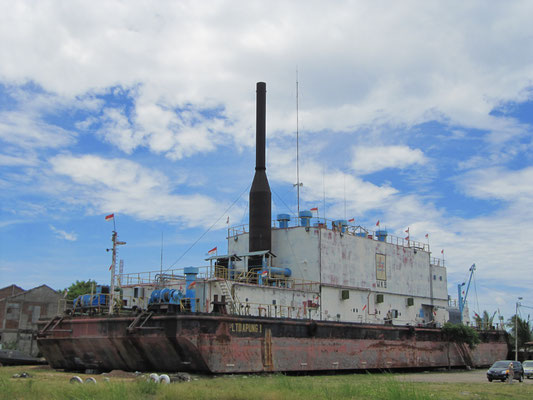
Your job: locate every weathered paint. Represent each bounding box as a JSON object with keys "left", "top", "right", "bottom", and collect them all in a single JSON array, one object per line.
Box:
[{"left": 37, "top": 313, "right": 508, "bottom": 373}]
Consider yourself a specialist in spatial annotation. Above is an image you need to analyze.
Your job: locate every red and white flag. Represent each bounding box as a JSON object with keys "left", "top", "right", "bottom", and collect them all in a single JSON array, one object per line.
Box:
[
  {"left": 310, "top": 207, "right": 318, "bottom": 212},
  {"left": 207, "top": 246, "right": 217, "bottom": 256},
  {"left": 348, "top": 218, "right": 355, "bottom": 223},
  {"left": 405, "top": 235, "right": 410, "bottom": 241},
  {"left": 405, "top": 227, "right": 409, "bottom": 234},
  {"left": 441, "top": 249, "right": 444, "bottom": 254},
  {"left": 105, "top": 213, "right": 114, "bottom": 221},
  {"left": 425, "top": 233, "right": 429, "bottom": 239},
  {"left": 376, "top": 220, "right": 380, "bottom": 227}
]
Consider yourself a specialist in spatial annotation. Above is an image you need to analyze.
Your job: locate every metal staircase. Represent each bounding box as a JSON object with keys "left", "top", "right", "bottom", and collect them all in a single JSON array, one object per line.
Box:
[{"left": 218, "top": 280, "right": 240, "bottom": 314}]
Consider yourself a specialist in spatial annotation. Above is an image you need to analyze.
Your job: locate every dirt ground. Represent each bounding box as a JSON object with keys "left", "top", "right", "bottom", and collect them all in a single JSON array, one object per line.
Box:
[{"left": 396, "top": 369, "right": 533, "bottom": 384}]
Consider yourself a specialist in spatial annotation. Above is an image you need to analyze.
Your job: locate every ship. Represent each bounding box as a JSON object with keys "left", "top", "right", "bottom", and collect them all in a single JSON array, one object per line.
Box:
[{"left": 36, "top": 82, "right": 508, "bottom": 373}]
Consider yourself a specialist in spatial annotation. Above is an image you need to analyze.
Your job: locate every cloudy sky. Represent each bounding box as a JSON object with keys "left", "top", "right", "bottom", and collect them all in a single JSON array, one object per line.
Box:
[{"left": 1, "top": 1, "right": 532, "bottom": 321}]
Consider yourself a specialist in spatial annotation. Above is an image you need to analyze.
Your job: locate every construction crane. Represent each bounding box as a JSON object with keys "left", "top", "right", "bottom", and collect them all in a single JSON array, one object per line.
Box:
[{"left": 457, "top": 263, "right": 476, "bottom": 324}]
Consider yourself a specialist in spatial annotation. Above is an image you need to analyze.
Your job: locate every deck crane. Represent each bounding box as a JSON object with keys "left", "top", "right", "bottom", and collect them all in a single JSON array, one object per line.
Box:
[{"left": 457, "top": 263, "right": 476, "bottom": 323}]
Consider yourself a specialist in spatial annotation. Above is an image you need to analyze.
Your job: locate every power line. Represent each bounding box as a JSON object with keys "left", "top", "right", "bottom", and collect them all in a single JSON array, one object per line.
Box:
[{"left": 164, "top": 184, "right": 250, "bottom": 271}]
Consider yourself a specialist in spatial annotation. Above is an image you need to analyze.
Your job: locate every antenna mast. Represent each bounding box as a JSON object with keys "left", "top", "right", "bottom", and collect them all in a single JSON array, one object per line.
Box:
[
  {"left": 108, "top": 229, "right": 126, "bottom": 314},
  {"left": 294, "top": 69, "right": 302, "bottom": 216}
]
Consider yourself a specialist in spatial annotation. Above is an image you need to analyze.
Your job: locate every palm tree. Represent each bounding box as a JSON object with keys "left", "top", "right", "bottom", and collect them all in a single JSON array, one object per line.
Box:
[{"left": 473, "top": 310, "right": 496, "bottom": 330}]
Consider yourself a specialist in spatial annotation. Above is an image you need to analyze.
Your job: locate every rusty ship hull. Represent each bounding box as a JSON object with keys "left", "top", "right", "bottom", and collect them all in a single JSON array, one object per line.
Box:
[{"left": 37, "top": 313, "right": 508, "bottom": 373}]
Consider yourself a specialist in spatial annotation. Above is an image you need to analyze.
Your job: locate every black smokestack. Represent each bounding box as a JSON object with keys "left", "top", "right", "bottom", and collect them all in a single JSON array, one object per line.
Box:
[{"left": 249, "top": 82, "right": 271, "bottom": 254}]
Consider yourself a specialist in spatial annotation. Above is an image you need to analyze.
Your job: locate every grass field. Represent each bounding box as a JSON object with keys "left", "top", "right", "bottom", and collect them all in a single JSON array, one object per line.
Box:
[{"left": 1, "top": 366, "right": 532, "bottom": 400}]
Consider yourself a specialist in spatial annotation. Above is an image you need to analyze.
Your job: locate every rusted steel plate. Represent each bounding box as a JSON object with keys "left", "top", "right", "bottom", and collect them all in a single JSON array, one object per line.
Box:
[{"left": 37, "top": 314, "right": 508, "bottom": 373}]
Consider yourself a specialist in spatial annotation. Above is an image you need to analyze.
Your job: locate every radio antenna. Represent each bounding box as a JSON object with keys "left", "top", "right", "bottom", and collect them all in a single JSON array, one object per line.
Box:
[{"left": 294, "top": 68, "right": 302, "bottom": 217}]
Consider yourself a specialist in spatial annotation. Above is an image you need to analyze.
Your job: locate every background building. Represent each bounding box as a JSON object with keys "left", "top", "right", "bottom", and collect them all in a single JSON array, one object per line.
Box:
[{"left": 0, "top": 284, "right": 63, "bottom": 356}]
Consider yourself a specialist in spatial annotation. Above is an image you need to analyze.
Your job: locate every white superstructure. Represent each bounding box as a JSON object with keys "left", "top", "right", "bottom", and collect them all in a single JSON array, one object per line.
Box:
[{"left": 120, "top": 218, "right": 449, "bottom": 327}]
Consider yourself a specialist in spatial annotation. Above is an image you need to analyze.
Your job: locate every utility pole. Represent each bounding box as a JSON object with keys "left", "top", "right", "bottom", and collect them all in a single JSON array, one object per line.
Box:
[{"left": 516, "top": 297, "right": 523, "bottom": 362}]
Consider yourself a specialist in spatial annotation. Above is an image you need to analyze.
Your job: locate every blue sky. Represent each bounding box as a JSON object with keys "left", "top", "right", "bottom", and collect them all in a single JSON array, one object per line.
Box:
[{"left": 1, "top": 1, "right": 532, "bottom": 321}]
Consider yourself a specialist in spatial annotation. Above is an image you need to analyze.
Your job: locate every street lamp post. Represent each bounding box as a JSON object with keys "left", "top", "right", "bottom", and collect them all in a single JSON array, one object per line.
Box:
[{"left": 516, "top": 297, "right": 523, "bottom": 362}]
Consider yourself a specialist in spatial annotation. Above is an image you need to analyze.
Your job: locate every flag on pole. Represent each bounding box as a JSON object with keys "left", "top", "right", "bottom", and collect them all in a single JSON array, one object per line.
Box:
[
  {"left": 405, "top": 235, "right": 410, "bottom": 241},
  {"left": 441, "top": 249, "right": 444, "bottom": 254},
  {"left": 226, "top": 216, "right": 229, "bottom": 224},
  {"left": 310, "top": 207, "right": 318, "bottom": 212},
  {"left": 105, "top": 213, "right": 114, "bottom": 221},
  {"left": 376, "top": 220, "right": 380, "bottom": 226},
  {"left": 405, "top": 227, "right": 409, "bottom": 233},
  {"left": 425, "top": 233, "right": 429, "bottom": 239},
  {"left": 207, "top": 246, "right": 217, "bottom": 256},
  {"left": 348, "top": 218, "right": 355, "bottom": 223}
]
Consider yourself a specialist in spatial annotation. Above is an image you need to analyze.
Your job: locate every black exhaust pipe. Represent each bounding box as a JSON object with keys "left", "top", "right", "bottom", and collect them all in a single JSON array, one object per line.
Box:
[{"left": 249, "top": 82, "right": 271, "bottom": 255}]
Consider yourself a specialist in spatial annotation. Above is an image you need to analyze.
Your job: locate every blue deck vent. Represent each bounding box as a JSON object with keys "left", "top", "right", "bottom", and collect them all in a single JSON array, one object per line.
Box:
[
  {"left": 277, "top": 213, "right": 291, "bottom": 228},
  {"left": 184, "top": 266, "right": 199, "bottom": 312},
  {"left": 376, "top": 230, "right": 388, "bottom": 242},
  {"left": 299, "top": 210, "right": 313, "bottom": 227},
  {"left": 334, "top": 219, "right": 348, "bottom": 233}
]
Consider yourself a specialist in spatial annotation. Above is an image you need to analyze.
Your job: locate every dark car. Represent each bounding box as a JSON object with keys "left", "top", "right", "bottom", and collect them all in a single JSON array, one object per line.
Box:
[{"left": 487, "top": 360, "right": 524, "bottom": 382}]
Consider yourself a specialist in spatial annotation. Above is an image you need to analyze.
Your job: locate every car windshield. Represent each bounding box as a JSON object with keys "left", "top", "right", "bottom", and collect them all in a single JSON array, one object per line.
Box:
[
  {"left": 523, "top": 361, "right": 533, "bottom": 367},
  {"left": 492, "top": 361, "right": 511, "bottom": 368}
]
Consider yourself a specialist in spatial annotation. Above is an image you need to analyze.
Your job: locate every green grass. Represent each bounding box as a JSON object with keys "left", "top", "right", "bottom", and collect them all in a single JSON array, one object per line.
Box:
[{"left": 1, "top": 366, "right": 532, "bottom": 400}]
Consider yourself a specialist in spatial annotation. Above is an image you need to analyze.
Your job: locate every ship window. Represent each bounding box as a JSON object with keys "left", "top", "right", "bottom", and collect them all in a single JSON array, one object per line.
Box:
[
  {"left": 439, "top": 276, "right": 442, "bottom": 281},
  {"left": 433, "top": 275, "right": 436, "bottom": 280}
]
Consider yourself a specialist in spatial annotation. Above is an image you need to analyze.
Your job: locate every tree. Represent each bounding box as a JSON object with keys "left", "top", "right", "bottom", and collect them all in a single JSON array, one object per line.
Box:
[
  {"left": 63, "top": 280, "right": 98, "bottom": 301},
  {"left": 442, "top": 322, "right": 481, "bottom": 370},
  {"left": 507, "top": 315, "right": 533, "bottom": 352},
  {"left": 473, "top": 310, "right": 496, "bottom": 330}
]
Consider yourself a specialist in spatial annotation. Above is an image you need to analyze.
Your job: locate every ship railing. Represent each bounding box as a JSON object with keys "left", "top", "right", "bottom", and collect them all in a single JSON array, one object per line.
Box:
[
  {"left": 228, "top": 224, "right": 247, "bottom": 237},
  {"left": 178, "top": 297, "right": 201, "bottom": 312},
  {"left": 213, "top": 266, "right": 320, "bottom": 292},
  {"left": 430, "top": 257, "right": 445, "bottom": 267},
  {"left": 227, "top": 218, "right": 430, "bottom": 252},
  {"left": 118, "top": 266, "right": 211, "bottom": 286},
  {"left": 231, "top": 301, "right": 316, "bottom": 319}
]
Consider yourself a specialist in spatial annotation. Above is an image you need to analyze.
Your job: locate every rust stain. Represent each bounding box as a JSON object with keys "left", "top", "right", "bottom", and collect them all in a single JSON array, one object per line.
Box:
[{"left": 262, "top": 328, "right": 273, "bottom": 370}]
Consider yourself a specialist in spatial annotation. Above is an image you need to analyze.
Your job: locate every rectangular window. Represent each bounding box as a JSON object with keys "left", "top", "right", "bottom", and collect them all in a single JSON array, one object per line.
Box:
[
  {"left": 6, "top": 303, "right": 20, "bottom": 321},
  {"left": 376, "top": 254, "right": 386, "bottom": 281}
]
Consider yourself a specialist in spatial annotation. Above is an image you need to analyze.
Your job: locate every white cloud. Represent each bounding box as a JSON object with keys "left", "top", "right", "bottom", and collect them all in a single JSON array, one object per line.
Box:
[
  {"left": 49, "top": 154, "right": 242, "bottom": 227},
  {"left": 351, "top": 145, "right": 428, "bottom": 175},
  {"left": 268, "top": 142, "right": 398, "bottom": 216},
  {"left": 0, "top": 1, "right": 531, "bottom": 159},
  {"left": 0, "top": 152, "right": 39, "bottom": 167},
  {"left": 0, "top": 110, "right": 76, "bottom": 150},
  {"left": 458, "top": 166, "right": 533, "bottom": 202},
  {"left": 49, "top": 225, "right": 78, "bottom": 241}
]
